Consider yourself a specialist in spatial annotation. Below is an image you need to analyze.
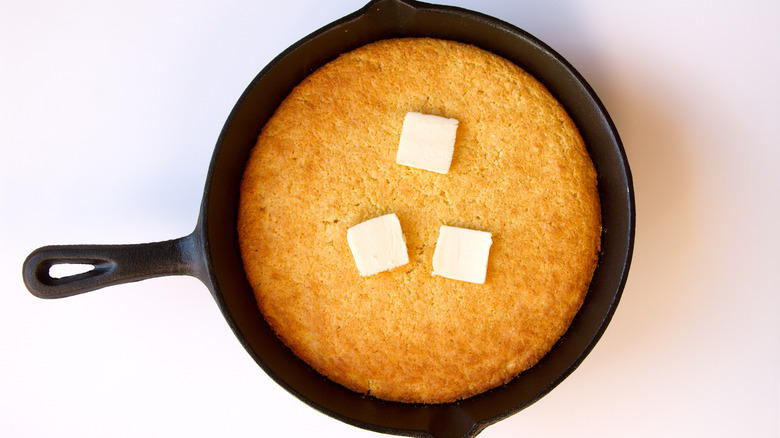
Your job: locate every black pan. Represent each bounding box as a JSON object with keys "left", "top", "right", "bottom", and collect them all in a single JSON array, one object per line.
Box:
[{"left": 22, "top": 0, "right": 635, "bottom": 436}]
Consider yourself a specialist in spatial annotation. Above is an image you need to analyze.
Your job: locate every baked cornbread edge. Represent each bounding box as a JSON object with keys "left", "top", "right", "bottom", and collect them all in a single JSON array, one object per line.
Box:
[{"left": 237, "top": 37, "right": 601, "bottom": 404}]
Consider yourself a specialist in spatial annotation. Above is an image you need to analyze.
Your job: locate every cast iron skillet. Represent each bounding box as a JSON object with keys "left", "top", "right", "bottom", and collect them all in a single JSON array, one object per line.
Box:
[{"left": 23, "top": 0, "right": 635, "bottom": 436}]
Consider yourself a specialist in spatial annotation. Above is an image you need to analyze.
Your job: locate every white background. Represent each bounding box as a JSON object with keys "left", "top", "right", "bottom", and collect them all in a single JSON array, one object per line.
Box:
[{"left": 1, "top": 0, "right": 778, "bottom": 436}]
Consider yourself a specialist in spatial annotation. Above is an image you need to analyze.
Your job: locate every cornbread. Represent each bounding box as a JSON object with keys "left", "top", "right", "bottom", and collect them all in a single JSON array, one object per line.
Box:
[{"left": 237, "top": 38, "right": 601, "bottom": 403}]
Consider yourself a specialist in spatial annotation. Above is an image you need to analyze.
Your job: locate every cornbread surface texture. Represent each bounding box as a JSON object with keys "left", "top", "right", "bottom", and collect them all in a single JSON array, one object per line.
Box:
[{"left": 237, "top": 38, "right": 601, "bottom": 404}]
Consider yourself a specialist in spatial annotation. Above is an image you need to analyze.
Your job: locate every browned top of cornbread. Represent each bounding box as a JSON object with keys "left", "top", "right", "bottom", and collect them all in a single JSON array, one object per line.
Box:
[{"left": 237, "top": 38, "right": 601, "bottom": 404}]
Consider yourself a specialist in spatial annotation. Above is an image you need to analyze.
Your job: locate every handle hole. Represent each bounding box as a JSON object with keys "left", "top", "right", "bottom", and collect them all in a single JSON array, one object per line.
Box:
[{"left": 49, "top": 263, "right": 96, "bottom": 279}]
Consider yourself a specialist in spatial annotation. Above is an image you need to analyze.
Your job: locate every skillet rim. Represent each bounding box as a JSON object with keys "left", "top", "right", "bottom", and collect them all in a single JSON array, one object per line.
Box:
[{"left": 198, "top": 0, "right": 635, "bottom": 436}]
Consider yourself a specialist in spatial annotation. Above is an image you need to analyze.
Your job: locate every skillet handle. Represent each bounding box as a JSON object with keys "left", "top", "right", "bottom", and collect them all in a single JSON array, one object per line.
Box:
[{"left": 22, "top": 233, "right": 204, "bottom": 299}]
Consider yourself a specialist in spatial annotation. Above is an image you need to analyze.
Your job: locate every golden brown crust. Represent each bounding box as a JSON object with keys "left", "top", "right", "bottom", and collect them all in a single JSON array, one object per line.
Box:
[{"left": 237, "top": 38, "right": 601, "bottom": 403}]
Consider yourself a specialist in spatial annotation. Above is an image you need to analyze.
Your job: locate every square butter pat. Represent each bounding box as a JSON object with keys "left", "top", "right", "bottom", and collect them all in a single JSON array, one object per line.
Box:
[
  {"left": 396, "top": 112, "right": 459, "bottom": 174},
  {"left": 347, "top": 213, "right": 410, "bottom": 276},
  {"left": 432, "top": 226, "right": 493, "bottom": 284}
]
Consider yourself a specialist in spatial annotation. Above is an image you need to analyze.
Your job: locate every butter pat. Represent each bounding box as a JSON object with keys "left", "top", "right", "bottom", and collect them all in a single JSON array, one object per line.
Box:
[
  {"left": 347, "top": 213, "right": 410, "bottom": 276},
  {"left": 432, "top": 226, "right": 493, "bottom": 284},
  {"left": 396, "top": 112, "right": 459, "bottom": 174}
]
